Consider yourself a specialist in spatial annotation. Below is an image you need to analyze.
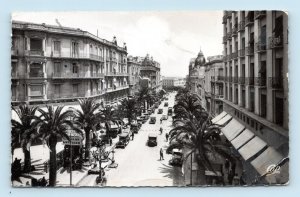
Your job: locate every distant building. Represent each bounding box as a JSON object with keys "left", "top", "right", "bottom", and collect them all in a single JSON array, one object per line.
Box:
[
  {"left": 162, "top": 77, "right": 175, "bottom": 88},
  {"left": 174, "top": 78, "right": 186, "bottom": 87},
  {"left": 127, "top": 56, "right": 141, "bottom": 96},
  {"left": 203, "top": 55, "right": 224, "bottom": 116}
]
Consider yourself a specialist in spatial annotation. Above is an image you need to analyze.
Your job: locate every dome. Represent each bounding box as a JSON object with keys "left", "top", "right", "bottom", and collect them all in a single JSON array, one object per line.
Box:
[{"left": 195, "top": 49, "right": 206, "bottom": 67}]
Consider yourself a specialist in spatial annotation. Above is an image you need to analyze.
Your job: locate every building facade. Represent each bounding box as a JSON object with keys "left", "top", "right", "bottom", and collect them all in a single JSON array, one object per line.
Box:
[
  {"left": 127, "top": 56, "right": 141, "bottom": 96},
  {"left": 162, "top": 76, "right": 175, "bottom": 88},
  {"left": 204, "top": 55, "right": 224, "bottom": 116},
  {"left": 139, "top": 54, "right": 161, "bottom": 92},
  {"left": 221, "top": 10, "right": 288, "bottom": 184},
  {"left": 11, "top": 21, "right": 129, "bottom": 106}
]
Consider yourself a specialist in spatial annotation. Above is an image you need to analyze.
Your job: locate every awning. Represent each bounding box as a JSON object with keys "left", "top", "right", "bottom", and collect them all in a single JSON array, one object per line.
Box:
[
  {"left": 231, "top": 129, "right": 255, "bottom": 150},
  {"left": 221, "top": 119, "right": 245, "bottom": 141},
  {"left": 211, "top": 111, "right": 227, "bottom": 123},
  {"left": 214, "top": 114, "right": 232, "bottom": 125},
  {"left": 250, "top": 147, "right": 284, "bottom": 175},
  {"left": 238, "top": 136, "right": 267, "bottom": 161}
]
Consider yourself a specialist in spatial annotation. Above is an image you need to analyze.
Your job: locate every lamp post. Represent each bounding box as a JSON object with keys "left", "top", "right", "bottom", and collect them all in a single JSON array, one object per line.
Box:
[{"left": 190, "top": 152, "right": 192, "bottom": 186}]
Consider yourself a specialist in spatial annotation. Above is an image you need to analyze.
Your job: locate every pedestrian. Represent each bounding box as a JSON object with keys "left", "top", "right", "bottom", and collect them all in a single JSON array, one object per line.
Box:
[
  {"left": 159, "top": 148, "right": 164, "bottom": 160},
  {"left": 131, "top": 132, "right": 134, "bottom": 140},
  {"left": 109, "top": 137, "right": 112, "bottom": 146},
  {"left": 159, "top": 127, "right": 163, "bottom": 135},
  {"left": 160, "top": 118, "right": 162, "bottom": 124},
  {"left": 165, "top": 132, "right": 169, "bottom": 141}
]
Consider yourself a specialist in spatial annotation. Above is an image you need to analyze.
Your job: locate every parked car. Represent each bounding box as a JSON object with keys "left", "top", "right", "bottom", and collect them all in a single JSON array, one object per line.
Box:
[
  {"left": 108, "top": 121, "right": 121, "bottom": 138},
  {"left": 147, "top": 133, "right": 157, "bottom": 147},
  {"left": 154, "top": 102, "right": 159, "bottom": 108},
  {"left": 144, "top": 113, "right": 150, "bottom": 120},
  {"left": 161, "top": 114, "right": 168, "bottom": 120},
  {"left": 137, "top": 116, "right": 144, "bottom": 125},
  {"left": 130, "top": 120, "right": 140, "bottom": 133},
  {"left": 168, "top": 107, "right": 173, "bottom": 116},
  {"left": 169, "top": 149, "right": 183, "bottom": 167},
  {"left": 164, "top": 102, "right": 169, "bottom": 107},
  {"left": 116, "top": 132, "right": 131, "bottom": 148},
  {"left": 149, "top": 116, "right": 157, "bottom": 124},
  {"left": 158, "top": 108, "right": 163, "bottom": 114}
]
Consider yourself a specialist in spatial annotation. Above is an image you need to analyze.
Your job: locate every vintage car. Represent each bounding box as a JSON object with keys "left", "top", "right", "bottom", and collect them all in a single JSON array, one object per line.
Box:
[
  {"left": 108, "top": 121, "right": 121, "bottom": 138},
  {"left": 130, "top": 120, "right": 140, "bottom": 133},
  {"left": 164, "top": 102, "right": 169, "bottom": 107},
  {"left": 161, "top": 114, "right": 168, "bottom": 120},
  {"left": 158, "top": 108, "right": 163, "bottom": 114},
  {"left": 168, "top": 107, "right": 173, "bottom": 116},
  {"left": 144, "top": 113, "right": 150, "bottom": 120},
  {"left": 116, "top": 132, "right": 131, "bottom": 148},
  {"left": 154, "top": 102, "right": 159, "bottom": 108},
  {"left": 169, "top": 149, "right": 183, "bottom": 167},
  {"left": 147, "top": 133, "right": 158, "bottom": 147},
  {"left": 149, "top": 116, "right": 157, "bottom": 124}
]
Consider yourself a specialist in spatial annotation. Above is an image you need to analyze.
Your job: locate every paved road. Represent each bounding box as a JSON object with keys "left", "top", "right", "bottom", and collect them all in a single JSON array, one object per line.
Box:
[{"left": 77, "top": 92, "right": 184, "bottom": 187}]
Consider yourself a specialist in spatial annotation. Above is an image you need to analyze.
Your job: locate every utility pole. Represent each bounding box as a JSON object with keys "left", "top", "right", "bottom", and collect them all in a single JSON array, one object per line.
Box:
[{"left": 190, "top": 152, "right": 193, "bottom": 186}]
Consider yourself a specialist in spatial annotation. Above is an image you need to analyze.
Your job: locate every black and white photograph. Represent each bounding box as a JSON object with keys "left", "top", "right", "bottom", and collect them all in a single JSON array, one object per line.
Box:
[{"left": 10, "top": 11, "right": 289, "bottom": 187}]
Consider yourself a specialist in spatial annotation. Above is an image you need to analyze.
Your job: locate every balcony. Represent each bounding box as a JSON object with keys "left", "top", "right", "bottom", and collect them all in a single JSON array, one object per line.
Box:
[
  {"left": 245, "top": 45, "right": 254, "bottom": 56},
  {"left": 89, "top": 54, "right": 104, "bottom": 62},
  {"left": 90, "top": 72, "right": 105, "bottom": 78},
  {"left": 232, "top": 76, "right": 238, "bottom": 83},
  {"left": 238, "top": 21, "right": 245, "bottom": 32},
  {"left": 25, "top": 50, "right": 44, "bottom": 56},
  {"left": 52, "top": 73, "right": 93, "bottom": 79},
  {"left": 245, "top": 77, "right": 254, "bottom": 85},
  {"left": 232, "top": 51, "right": 238, "bottom": 59},
  {"left": 269, "top": 34, "right": 283, "bottom": 49},
  {"left": 222, "top": 15, "right": 227, "bottom": 24},
  {"left": 29, "top": 72, "right": 45, "bottom": 78},
  {"left": 254, "top": 11, "right": 266, "bottom": 19},
  {"left": 268, "top": 77, "right": 283, "bottom": 89},
  {"left": 232, "top": 25, "right": 238, "bottom": 37},
  {"left": 214, "top": 95, "right": 224, "bottom": 100},
  {"left": 239, "top": 77, "right": 245, "bottom": 84},
  {"left": 254, "top": 77, "right": 266, "bottom": 87},
  {"left": 255, "top": 41, "right": 267, "bottom": 53},
  {"left": 227, "top": 31, "right": 232, "bottom": 40},
  {"left": 222, "top": 36, "right": 227, "bottom": 44},
  {"left": 245, "top": 15, "right": 254, "bottom": 26},
  {"left": 239, "top": 48, "right": 245, "bottom": 57},
  {"left": 11, "top": 49, "right": 18, "bottom": 56},
  {"left": 217, "top": 76, "right": 224, "bottom": 81}
]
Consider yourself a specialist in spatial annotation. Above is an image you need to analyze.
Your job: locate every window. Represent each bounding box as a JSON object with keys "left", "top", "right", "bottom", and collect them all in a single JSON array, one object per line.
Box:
[
  {"left": 30, "top": 38, "right": 43, "bottom": 51},
  {"left": 72, "top": 63, "right": 78, "bottom": 73},
  {"left": 12, "top": 36, "right": 17, "bottom": 50},
  {"left": 73, "top": 84, "right": 78, "bottom": 95},
  {"left": 11, "top": 62, "right": 17, "bottom": 77},
  {"left": 53, "top": 41, "right": 61, "bottom": 52},
  {"left": 71, "top": 42, "right": 79, "bottom": 57},
  {"left": 29, "top": 63, "right": 43, "bottom": 77},
  {"left": 261, "top": 25, "right": 267, "bottom": 45},
  {"left": 30, "top": 85, "right": 43, "bottom": 96},
  {"left": 54, "top": 62, "right": 61, "bottom": 75},
  {"left": 54, "top": 84, "right": 61, "bottom": 95}
]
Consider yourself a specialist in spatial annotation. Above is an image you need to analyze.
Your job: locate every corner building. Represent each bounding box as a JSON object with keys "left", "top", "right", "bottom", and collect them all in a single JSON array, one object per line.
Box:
[{"left": 11, "top": 21, "right": 129, "bottom": 106}]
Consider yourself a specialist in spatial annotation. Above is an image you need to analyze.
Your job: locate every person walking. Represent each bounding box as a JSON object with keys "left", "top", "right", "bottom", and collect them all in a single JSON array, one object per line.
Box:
[
  {"left": 159, "top": 148, "right": 164, "bottom": 160},
  {"left": 165, "top": 132, "right": 169, "bottom": 142},
  {"left": 159, "top": 127, "right": 163, "bottom": 135},
  {"left": 131, "top": 132, "right": 134, "bottom": 140},
  {"left": 160, "top": 118, "right": 162, "bottom": 124}
]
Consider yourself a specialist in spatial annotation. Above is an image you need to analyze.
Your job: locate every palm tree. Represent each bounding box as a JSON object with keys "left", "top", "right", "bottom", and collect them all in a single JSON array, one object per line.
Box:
[
  {"left": 72, "top": 98, "right": 102, "bottom": 160},
  {"left": 137, "top": 87, "right": 155, "bottom": 111},
  {"left": 37, "top": 105, "right": 82, "bottom": 186},
  {"left": 169, "top": 91, "right": 236, "bottom": 185},
  {"left": 119, "top": 97, "right": 138, "bottom": 124},
  {"left": 99, "top": 105, "right": 122, "bottom": 137},
  {"left": 11, "top": 104, "right": 39, "bottom": 173}
]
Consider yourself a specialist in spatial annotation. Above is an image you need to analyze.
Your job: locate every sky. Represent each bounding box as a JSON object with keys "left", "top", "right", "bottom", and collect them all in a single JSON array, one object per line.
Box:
[{"left": 12, "top": 11, "right": 224, "bottom": 77}]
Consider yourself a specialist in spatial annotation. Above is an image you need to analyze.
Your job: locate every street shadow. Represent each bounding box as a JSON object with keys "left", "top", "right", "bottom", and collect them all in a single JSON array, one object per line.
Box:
[{"left": 158, "top": 163, "right": 184, "bottom": 186}]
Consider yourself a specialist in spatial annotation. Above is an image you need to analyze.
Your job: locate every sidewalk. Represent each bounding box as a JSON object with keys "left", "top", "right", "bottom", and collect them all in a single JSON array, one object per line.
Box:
[{"left": 12, "top": 139, "right": 118, "bottom": 187}]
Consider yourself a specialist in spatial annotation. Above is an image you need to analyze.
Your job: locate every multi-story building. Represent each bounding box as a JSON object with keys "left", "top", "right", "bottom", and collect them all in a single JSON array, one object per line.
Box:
[
  {"left": 204, "top": 55, "right": 224, "bottom": 116},
  {"left": 127, "top": 56, "right": 141, "bottom": 96},
  {"left": 187, "top": 50, "right": 206, "bottom": 108},
  {"left": 162, "top": 76, "right": 175, "bottom": 88},
  {"left": 11, "top": 21, "right": 129, "bottom": 106},
  {"left": 221, "top": 11, "right": 288, "bottom": 184},
  {"left": 139, "top": 54, "right": 161, "bottom": 92},
  {"left": 173, "top": 78, "right": 186, "bottom": 87}
]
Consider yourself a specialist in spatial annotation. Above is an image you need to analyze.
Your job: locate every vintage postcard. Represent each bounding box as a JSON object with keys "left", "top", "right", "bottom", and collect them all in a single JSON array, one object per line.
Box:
[{"left": 10, "top": 11, "right": 289, "bottom": 187}]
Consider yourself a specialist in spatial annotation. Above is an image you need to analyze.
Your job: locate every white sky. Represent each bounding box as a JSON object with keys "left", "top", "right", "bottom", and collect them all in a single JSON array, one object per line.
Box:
[{"left": 12, "top": 11, "right": 223, "bottom": 77}]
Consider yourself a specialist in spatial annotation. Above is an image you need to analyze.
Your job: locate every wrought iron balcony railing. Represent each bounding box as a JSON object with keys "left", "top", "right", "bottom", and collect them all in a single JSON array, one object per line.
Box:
[
  {"left": 254, "top": 11, "right": 266, "bottom": 19},
  {"left": 239, "top": 77, "right": 245, "bottom": 84},
  {"left": 255, "top": 41, "right": 267, "bottom": 53},
  {"left": 269, "top": 34, "right": 284, "bottom": 49},
  {"left": 238, "top": 21, "right": 245, "bottom": 32},
  {"left": 245, "top": 45, "right": 254, "bottom": 56},
  {"left": 254, "top": 77, "right": 267, "bottom": 87},
  {"left": 268, "top": 77, "right": 284, "bottom": 89},
  {"left": 239, "top": 48, "right": 245, "bottom": 57},
  {"left": 245, "top": 77, "right": 254, "bottom": 85}
]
